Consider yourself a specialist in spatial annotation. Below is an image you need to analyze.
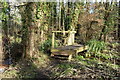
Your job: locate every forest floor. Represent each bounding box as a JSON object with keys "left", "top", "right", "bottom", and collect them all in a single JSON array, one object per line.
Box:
[
  {"left": 1, "top": 52, "right": 120, "bottom": 80},
  {"left": 1, "top": 43, "right": 120, "bottom": 79}
]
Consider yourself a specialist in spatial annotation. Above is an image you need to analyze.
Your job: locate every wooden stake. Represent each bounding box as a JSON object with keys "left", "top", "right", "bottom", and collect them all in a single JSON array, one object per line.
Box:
[{"left": 52, "top": 32, "right": 55, "bottom": 48}]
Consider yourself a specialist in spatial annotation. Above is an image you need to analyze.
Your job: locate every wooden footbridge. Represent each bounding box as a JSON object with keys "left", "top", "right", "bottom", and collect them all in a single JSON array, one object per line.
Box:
[{"left": 51, "top": 31, "right": 88, "bottom": 61}]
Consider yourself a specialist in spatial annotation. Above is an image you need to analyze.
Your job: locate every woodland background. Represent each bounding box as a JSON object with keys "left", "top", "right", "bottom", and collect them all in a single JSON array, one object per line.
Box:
[{"left": 0, "top": 1, "right": 120, "bottom": 79}]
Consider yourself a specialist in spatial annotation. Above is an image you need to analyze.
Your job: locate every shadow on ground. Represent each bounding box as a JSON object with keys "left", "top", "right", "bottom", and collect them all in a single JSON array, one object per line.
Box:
[
  {"left": 15, "top": 57, "right": 51, "bottom": 79},
  {"left": 2, "top": 42, "right": 120, "bottom": 80}
]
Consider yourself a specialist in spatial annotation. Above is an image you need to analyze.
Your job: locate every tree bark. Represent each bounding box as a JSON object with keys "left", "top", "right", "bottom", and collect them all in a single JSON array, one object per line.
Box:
[
  {"left": 99, "top": 2, "right": 109, "bottom": 42},
  {"left": 0, "top": 2, "right": 10, "bottom": 65},
  {"left": 118, "top": 1, "right": 120, "bottom": 41},
  {"left": 21, "top": 2, "right": 37, "bottom": 58},
  {"left": 0, "top": 21, "right": 3, "bottom": 64}
]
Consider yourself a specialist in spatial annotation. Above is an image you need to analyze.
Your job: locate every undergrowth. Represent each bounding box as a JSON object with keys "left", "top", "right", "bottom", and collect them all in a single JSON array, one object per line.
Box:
[
  {"left": 86, "top": 39, "right": 107, "bottom": 57},
  {"left": 1, "top": 40, "right": 120, "bottom": 79},
  {"left": 39, "top": 39, "right": 58, "bottom": 54}
]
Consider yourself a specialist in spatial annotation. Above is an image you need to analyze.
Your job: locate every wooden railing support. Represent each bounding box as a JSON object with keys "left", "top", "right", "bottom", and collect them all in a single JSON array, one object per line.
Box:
[
  {"left": 52, "top": 32, "right": 55, "bottom": 48},
  {"left": 51, "top": 31, "right": 76, "bottom": 48}
]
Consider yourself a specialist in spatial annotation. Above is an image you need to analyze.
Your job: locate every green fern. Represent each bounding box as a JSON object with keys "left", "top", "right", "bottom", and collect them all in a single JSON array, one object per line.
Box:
[{"left": 87, "top": 40, "right": 106, "bottom": 57}]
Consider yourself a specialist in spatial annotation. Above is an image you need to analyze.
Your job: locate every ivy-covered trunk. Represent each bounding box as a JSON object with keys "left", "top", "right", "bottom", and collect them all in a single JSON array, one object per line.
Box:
[
  {"left": 21, "top": 2, "right": 38, "bottom": 58},
  {"left": 0, "top": 6, "right": 3, "bottom": 64},
  {"left": 118, "top": 1, "right": 120, "bottom": 41},
  {"left": 0, "top": 2, "right": 9, "bottom": 64},
  {"left": 0, "top": 19, "right": 3, "bottom": 64},
  {"left": 99, "top": 2, "right": 109, "bottom": 42}
]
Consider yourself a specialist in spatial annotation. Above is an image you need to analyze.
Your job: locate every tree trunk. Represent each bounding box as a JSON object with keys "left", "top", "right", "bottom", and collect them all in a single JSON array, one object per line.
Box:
[
  {"left": 118, "top": 1, "right": 120, "bottom": 41},
  {"left": 99, "top": 2, "right": 109, "bottom": 42},
  {"left": 0, "top": 2, "right": 10, "bottom": 65},
  {"left": 0, "top": 21, "right": 3, "bottom": 64},
  {"left": 21, "top": 2, "right": 37, "bottom": 58}
]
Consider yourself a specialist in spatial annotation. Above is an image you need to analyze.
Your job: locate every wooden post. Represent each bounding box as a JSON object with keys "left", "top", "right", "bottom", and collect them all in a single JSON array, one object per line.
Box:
[
  {"left": 67, "top": 31, "right": 75, "bottom": 45},
  {"left": 68, "top": 54, "right": 72, "bottom": 61},
  {"left": 71, "top": 32, "right": 75, "bottom": 44},
  {"left": 52, "top": 32, "right": 55, "bottom": 48}
]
